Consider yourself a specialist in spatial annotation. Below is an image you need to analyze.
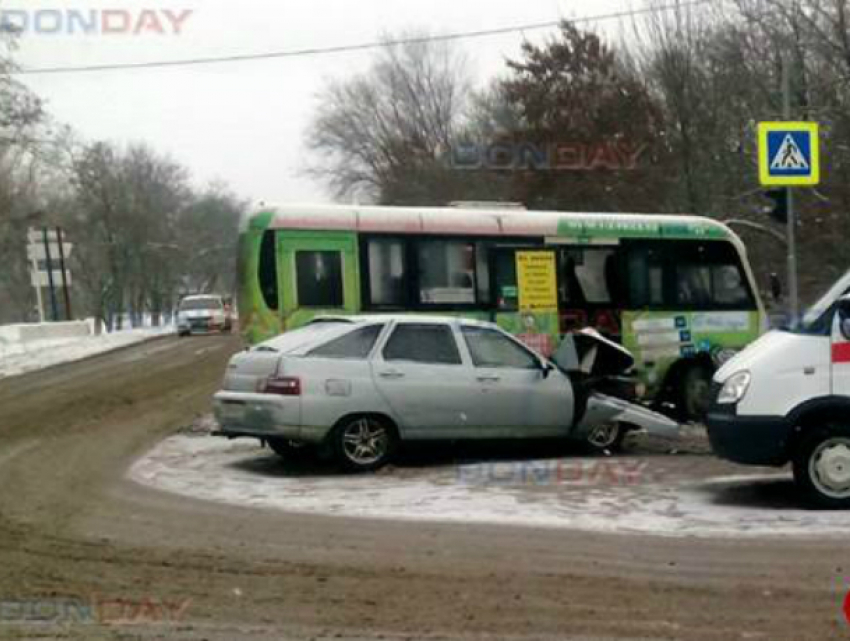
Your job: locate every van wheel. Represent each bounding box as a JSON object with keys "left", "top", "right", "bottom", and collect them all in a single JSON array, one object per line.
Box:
[
  {"left": 333, "top": 416, "right": 396, "bottom": 472},
  {"left": 586, "top": 422, "right": 627, "bottom": 453},
  {"left": 675, "top": 364, "right": 713, "bottom": 423},
  {"left": 792, "top": 426, "right": 850, "bottom": 509}
]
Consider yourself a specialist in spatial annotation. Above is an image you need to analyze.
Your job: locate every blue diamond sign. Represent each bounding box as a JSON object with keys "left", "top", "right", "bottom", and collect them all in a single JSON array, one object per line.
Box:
[{"left": 758, "top": 121, "right": 820, "bottom": 186}]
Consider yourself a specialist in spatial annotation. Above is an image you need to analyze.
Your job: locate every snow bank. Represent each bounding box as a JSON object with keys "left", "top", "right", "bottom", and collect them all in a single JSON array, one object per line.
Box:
[{"left": 0, "top": 323, "right": 174, "bottom": 379}]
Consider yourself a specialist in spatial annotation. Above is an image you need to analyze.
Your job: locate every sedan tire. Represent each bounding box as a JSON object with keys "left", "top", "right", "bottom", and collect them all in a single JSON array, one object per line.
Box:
[
  {"left": 333, "top": 416, "right": 397, "bottom": 473},
  {"left": 585, "top": 422, "right": 627, "bottom": 453}
]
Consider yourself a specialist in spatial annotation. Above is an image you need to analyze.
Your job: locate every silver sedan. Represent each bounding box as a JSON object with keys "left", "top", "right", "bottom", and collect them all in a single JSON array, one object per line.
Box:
[{"left": 213, "top": 315, "right": 663, "bottom": 471}]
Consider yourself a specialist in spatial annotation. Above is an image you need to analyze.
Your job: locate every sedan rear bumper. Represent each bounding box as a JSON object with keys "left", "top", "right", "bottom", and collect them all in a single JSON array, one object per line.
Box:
[{"left": 212, "top": 391, "right": 328, "bottom": 443}]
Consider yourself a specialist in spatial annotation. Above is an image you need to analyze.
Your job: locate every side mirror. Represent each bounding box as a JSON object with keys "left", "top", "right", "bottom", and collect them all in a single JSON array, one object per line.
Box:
[
  {"left": 539, "top": 360, "right": 554, "bottom": 379},
  {"left": 838, "top": 299, "right": 850, "bottom": 340},
  {"left": 769, "top": 273, "right": 783, "bottom": 301}
]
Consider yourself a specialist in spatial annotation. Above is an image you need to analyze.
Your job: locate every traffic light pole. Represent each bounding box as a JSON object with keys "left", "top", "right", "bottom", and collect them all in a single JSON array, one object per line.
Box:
[{"left": 782, "top": 56, "right": 799, "bottom": 323}]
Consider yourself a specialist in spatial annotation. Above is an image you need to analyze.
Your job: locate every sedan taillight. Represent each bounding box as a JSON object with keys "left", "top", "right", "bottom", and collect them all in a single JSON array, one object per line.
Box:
[{"left": 263, "top": 376, "right": 301, "bottom": 396}]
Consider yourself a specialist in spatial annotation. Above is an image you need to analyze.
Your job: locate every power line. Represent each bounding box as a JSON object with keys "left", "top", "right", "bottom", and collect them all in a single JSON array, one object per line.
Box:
[{"left": 13, "top": 0, "right": 713, "bottom": 76}]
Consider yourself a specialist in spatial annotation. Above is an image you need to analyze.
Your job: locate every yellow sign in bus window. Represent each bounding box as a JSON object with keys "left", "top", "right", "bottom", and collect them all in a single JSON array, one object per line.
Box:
[{"left": 516, "top": 251, "right": 558, "bottom": 313}]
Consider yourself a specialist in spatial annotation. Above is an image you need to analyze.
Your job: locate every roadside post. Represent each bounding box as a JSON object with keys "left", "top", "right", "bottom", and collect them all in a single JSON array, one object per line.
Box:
[
  {"left": 27, "top": 227, "right": 73, "bottom": 322},
  {"left": 757, "top": 121, "right": 820, "bottom": 324}
]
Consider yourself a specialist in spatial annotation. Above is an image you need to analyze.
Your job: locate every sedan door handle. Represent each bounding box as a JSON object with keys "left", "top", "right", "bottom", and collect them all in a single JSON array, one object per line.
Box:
[
  {"left": 379, "top": 370, "right": 405, "bottom": 379},
  {"left": 476, "top": 375, "right": 500, "bottom": 383}
]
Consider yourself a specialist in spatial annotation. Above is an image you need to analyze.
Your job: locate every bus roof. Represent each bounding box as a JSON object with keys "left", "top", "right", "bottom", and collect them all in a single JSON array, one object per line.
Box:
[{"left": 245, "top": 204, "right": 734, "bottom": 242}]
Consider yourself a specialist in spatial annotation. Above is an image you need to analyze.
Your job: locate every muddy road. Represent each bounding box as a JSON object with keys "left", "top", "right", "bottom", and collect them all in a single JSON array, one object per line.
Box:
[{"left": 0, "top": 334, "right": 847, "bottom": 640}]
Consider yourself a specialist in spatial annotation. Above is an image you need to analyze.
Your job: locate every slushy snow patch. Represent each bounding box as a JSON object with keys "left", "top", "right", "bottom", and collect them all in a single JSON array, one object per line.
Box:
[
  {"left": 0, "top": 322, "right": 174, "bottom": 379},
  {"left": 129, "top": 435, "right": 850, "bottom": 539}
]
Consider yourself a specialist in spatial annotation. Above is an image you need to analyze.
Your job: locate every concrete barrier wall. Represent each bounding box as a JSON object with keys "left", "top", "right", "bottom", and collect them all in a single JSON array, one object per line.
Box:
[{"left": 11, "top": 321, "right": 91, "bottom": 344}]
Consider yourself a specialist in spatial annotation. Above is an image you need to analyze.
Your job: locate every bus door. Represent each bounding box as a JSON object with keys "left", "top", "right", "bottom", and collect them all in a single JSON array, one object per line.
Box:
[
  {"left": 554, "top": 244, "right": 624, "bottom": 342},
  {"left": 489, "top": 245, "right": 560, "bottom": 356},
  {"left": 277, "top": 231, "right": 360, "bottom": 329}
]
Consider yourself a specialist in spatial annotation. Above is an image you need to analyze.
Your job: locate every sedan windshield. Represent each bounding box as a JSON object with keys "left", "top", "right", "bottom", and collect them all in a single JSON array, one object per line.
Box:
[{"left": 179, "top": 297, "right": 222, "bottom": 311}]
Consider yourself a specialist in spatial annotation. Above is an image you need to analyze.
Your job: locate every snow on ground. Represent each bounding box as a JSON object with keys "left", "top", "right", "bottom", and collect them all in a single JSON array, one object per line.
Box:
[
  {"left": 0, "top": 323, "right": 174, "bottom": 379},
  {"left": 129, "top": 435, "right": 850, "bottom": 539}
]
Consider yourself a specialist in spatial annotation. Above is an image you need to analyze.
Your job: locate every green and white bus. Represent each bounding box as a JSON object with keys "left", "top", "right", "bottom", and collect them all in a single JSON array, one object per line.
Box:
[{"left": 237, "top": 204, "right": 766, "bottom": 420}]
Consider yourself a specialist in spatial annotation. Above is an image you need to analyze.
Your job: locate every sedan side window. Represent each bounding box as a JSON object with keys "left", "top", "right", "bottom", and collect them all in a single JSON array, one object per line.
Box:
[
  {"left": 308, "top": 324, "right": 384, "bottom": 359},
  {"left": 383, "top": 324, "right": 462, "bottom": 365},
  {"left": 461, "top": 326, "right": 538, "bottom": 369}
]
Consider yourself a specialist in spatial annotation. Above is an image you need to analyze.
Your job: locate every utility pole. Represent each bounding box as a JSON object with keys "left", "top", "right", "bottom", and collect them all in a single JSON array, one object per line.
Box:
[
  {"left": 56, "top": 226, "right": 72, "bottom": 320},
  {"left": 42, "top": 227, "right": 59, "bottom": 322},
  {"left": 782, "top": 55, "right": 799, "bottom": 323}
]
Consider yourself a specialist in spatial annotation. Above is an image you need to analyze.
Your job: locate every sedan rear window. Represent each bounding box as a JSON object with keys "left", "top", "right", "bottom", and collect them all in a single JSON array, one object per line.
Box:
[
  {"left": 308, "top": 324, "right": 384, "bottom": 359},
  {"left": 383, "top": 324, "right": 462, "bottom": 365}
]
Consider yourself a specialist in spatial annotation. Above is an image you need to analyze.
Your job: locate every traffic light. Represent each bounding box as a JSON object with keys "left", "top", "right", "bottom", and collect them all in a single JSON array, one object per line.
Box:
[{"left": 763, "top": 188, "right": 789, "bottom": 224}]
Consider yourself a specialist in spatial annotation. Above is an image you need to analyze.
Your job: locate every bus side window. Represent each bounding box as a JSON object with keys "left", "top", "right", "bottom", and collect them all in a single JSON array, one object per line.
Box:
[
  {"left": 492, "top": 250, "right": 518, "bottom": 311},
  {"left": 366, "top": 238, "right": 407, "bottom": 307},
  {"left": 259, "top": 230, "right": 279, "bottom": 311},
  {"left": 626, "top": 246, "right": 664, "bottom": 308},
  {"left": 295, "top": 251, "right": 344, "bottom": 308}
]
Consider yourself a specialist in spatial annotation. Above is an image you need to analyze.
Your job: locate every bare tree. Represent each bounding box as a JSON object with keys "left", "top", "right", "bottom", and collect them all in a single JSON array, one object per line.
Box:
[{"left": 306, "top": 33, "right": 471, "bottom": 204}]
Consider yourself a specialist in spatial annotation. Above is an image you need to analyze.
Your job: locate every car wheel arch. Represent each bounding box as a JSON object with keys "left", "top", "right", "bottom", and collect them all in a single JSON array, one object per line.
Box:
[
  {"left": 786, "top": 396, "right": 850, "bottom": 450},
  {"left": 328, "top": 412, "right": 402, "bottom": 441}
]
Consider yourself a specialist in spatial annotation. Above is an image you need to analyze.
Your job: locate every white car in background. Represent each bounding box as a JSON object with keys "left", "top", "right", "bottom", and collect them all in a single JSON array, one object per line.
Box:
[
  {"left": 176, "top": 295, "right": 232, "bottom": 336},
  {"left": 212, "top": 315, "right": 677, "bottom": 471}
]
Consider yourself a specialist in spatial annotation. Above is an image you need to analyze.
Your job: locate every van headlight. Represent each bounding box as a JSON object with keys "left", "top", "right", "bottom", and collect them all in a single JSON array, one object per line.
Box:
[{"left": 717, "top": 371, "right": 751, "bottom": 405}]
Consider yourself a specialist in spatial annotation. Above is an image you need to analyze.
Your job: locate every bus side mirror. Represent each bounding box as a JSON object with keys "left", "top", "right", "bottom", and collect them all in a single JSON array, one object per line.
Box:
[{"left": 769, "top": 273, "right": 783, "bottom": 301}]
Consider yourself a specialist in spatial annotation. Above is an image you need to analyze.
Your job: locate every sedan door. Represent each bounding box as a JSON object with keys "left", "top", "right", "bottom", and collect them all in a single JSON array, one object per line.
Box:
[
  {"left": 371, "top": 322, "right": 477, "bottom": 438},
  {"left": 459, "top": 325, "right": 574, "bottom": 437}
]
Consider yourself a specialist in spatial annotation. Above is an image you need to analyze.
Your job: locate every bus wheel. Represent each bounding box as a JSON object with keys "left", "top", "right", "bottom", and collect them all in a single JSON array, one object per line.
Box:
[
  {"left": 586, "top": 422, "right": 627, "bottom": 453},
  {"left": 675, "top": 364, "right": 713, "bottom": 423},
  {"left": 792, "top": 426, "right": 850, "bottom": 509}
]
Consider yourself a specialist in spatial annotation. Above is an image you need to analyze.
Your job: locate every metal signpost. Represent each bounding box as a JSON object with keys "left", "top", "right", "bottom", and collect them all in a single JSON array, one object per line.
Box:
[
  {"left": 27, "top": 227, "right": 73, "bottom": 322},
  {"left": 757, "top": 121, "right": 820, "bottom": 323}
]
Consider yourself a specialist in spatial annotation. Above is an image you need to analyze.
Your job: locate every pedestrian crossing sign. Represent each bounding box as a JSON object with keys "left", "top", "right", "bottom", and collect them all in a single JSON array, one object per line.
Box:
[{"left": 758, "top": 121, "right": 820, "bottom": 186}]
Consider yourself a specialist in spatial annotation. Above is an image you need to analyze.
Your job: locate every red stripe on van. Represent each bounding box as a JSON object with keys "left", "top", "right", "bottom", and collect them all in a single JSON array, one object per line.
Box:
[{"left": 832, "top": 343, "right": 850, "bottom": 364}]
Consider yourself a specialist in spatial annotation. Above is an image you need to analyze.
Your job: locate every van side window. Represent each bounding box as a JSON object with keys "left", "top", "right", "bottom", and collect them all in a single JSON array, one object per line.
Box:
[{"left": 296, "top": 251, "right": 344, "bottom": 307}]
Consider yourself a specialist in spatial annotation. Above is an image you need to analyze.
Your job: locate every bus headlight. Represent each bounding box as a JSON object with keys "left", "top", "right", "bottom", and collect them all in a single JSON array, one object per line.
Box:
[{"left": 717, "top": 371, "right": 751, "bottom": 405}]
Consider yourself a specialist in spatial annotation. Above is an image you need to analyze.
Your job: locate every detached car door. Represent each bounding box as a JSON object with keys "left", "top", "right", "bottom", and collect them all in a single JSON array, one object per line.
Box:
[
  {"left": 372, "top": 322, "right": 477, "bottom": 438},
  {"left": 460, "top": 325, "right": 574, "bottom": 437}
]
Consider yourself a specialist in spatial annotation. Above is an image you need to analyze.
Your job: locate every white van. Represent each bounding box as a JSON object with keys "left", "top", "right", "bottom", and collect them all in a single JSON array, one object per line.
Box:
[{"left": 707, "top": 271, "right": 850, "bottom": 508}]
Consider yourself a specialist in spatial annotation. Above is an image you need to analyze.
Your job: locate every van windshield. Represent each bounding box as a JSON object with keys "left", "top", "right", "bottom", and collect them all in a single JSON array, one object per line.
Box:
[
  {"left": 179, "top": 297, "right": 222, "bottom": 311},
  {"left": 794, "top": 269, "right": 850, "bottom": 335}
]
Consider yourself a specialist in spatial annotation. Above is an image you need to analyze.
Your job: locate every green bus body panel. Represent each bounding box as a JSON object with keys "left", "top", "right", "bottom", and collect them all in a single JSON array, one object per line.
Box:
[
  {"left": 236, "top": 210, "right": 763, "bottom": 402},
  {"left": 277, "top": 231, "right": 360, "bottom": 331},
  {"left": 238, "top": 228, "right": 279, "bottom": 345},
  {"left": 621, "top": 310, "right": 761, "bottom": 395},
  {"left": 556, "top": 218, "right": 729, "bottom": 240}
]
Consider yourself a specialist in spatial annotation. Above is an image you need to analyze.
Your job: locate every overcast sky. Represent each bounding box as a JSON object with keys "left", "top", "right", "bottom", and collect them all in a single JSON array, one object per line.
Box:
[{"left": 10, "top": 0, "right": 637, "bottom": 207}]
